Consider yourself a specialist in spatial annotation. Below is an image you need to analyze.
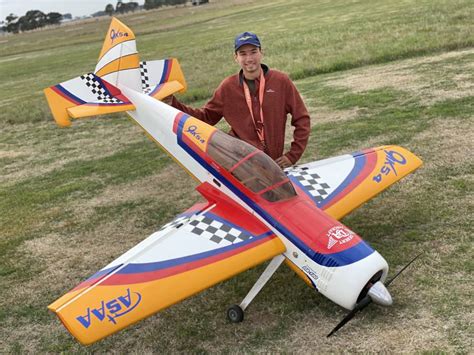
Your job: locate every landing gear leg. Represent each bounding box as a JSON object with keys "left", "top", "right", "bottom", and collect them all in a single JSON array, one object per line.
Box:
[{"left": 227, "top": 254, "right": 285, "bottom": 323}]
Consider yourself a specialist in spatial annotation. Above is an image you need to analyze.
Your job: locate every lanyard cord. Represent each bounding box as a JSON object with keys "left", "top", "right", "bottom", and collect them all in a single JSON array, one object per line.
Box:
[{"left": 243, "top": 70, "right": 266, "bottom": 148}]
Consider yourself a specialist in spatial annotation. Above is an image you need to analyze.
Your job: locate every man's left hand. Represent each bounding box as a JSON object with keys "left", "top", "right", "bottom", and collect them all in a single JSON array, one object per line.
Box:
[{"left": 275, "top": 156, "right": 292, "bottom": 169}]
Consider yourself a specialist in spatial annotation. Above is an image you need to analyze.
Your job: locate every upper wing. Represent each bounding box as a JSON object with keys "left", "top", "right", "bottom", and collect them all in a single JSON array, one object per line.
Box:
[
  {"left": 285, "top": 145, "right": 422, "bottom": 220},
  {"left": 48, "top": 183, "right": 285, "bottom": 345}
]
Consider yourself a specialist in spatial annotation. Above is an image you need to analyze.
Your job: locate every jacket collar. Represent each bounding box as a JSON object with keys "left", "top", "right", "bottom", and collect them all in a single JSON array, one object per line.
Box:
[{"left": 238, "top": 64, "right": 269, "bottom": 86}]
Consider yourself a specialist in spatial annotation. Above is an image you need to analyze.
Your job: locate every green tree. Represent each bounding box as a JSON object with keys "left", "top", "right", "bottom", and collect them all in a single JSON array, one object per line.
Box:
[
  {"left": 105, "top": 3, "right": 115, "bottom": 16},
  {"left": 46, "top": 12, "right": 62, "bottom": 25},
  {"left": 5, "top": 13, "right": 19, "bottom": 33},
  {"left": 18, "top": 10, "right": 47, "bottom": 32}
]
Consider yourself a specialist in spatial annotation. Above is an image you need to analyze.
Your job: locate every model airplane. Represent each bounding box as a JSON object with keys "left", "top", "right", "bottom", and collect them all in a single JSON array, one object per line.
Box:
[{"left": 44, "top": 18, "right": 423, "bottom": 345}]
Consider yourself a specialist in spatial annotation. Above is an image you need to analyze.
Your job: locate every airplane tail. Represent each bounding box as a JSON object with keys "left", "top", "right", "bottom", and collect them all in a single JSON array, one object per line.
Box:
[{"left": 44, "top": 17, "right": 187, "bottom": 127}]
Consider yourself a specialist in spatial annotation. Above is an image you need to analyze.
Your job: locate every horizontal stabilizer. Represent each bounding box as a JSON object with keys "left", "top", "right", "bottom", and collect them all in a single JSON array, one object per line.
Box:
[
  {"left": 140, "top": 58, "right": 187, "bottom": 96},
  {"left": 44, "top": 73, "right": 135, "bottom": 127}
]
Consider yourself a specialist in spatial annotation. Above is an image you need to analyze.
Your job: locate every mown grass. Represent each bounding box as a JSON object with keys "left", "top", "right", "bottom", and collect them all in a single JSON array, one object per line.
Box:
[
  {"left": 0, "top": 0, "right": 473, "bottom": 352},
  {"left": 1, "top": 0, "right": 473, "bottom": 125}
]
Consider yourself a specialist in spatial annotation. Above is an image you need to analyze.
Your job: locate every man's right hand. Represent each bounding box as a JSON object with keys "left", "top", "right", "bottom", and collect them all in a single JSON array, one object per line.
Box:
[{"left": 275, "top": 156, "right": 292, "bottom": 169}]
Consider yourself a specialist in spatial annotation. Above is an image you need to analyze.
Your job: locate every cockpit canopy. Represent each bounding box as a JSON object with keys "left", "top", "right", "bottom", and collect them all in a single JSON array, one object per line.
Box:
[{"left": 207, "top": 130, "right": 296, "bottom": 202}]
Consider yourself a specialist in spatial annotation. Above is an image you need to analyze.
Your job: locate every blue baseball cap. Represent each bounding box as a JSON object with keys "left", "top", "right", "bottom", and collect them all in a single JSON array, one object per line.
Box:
[{"left": 234, "top": 32, "right": 261, "bottom": 51}]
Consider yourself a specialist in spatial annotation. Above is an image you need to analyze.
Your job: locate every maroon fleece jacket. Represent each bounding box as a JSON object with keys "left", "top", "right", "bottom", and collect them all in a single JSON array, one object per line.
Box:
[{"left": 171, "top": 65, "right": 310, "bottom": 164}]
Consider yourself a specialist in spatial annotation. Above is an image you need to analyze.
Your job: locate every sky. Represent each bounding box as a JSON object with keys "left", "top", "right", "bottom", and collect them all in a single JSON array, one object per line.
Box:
[{"left": 0, "top": 0, "right": 145, "bottom": 19}]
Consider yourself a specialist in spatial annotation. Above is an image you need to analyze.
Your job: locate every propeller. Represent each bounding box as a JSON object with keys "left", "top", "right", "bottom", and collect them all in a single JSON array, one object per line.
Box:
[{"left": 327, "top": 253, "right": 423, "bottom": 337}]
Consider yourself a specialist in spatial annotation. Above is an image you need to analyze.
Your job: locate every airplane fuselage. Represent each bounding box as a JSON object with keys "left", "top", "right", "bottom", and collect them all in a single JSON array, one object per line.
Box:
[{"left": 123, "top": 87, "right": 389, "bottom": 310}]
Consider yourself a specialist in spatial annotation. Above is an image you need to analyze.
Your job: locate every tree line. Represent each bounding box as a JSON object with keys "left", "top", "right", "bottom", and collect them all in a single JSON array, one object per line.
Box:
[
  {"left": 2, "top": 0, "right": 205, "bottom": 34},
  {"left": 2, "top": 10, "right": 67, "bottom": 34}
]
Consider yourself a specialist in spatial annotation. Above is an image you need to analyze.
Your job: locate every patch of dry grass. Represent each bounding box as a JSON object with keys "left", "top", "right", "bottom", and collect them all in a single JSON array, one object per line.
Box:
[
  {"left": 0, "top": 118, "right": 145, "bottom": 185},
  {"left": 327, "top": 48, "right": 474, "bottom": 104}
]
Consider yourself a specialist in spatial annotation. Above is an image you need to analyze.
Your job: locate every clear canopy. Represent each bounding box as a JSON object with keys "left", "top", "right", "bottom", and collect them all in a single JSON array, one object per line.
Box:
[{"left": 207, "top": 131, "right": 296, "bottom": 202}]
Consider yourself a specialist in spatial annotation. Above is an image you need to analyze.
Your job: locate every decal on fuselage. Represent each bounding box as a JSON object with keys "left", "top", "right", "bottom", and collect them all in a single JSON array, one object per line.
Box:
[
  {"left": 302, "top": 265, "right": 319, "bottom": 281},
  {"left": 327, "top": 226, "right": 355, "bottom": 249},
  {"left": 76, "top": 288, "right": 141, "bottom": 329},
  {"left": 181, "top": 116, "right": 215, "bottom": 152}
]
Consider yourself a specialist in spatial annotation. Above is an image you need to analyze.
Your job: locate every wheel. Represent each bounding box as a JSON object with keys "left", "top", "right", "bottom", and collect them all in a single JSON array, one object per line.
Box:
[{"left": 227, "top": 304, "right": 244, "bottom": 323}]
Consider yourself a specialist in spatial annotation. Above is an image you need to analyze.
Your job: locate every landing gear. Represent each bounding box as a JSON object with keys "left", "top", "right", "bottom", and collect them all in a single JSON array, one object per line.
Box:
[
  {"left": 226, "top": 254, "right": 285, "bottom": 322},
  {"left": 227, "top": 304, "right": 244, "bottom": 323}
]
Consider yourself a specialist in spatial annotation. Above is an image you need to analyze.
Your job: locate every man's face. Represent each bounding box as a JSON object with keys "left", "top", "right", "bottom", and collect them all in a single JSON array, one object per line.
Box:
[{"left": 234, "top": 44, "right": 263, "bottom": 76}]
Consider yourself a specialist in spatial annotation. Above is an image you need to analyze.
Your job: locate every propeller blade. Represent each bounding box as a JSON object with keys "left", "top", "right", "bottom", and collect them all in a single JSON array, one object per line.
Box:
[
  {"left": 327, "top": 253, "right": 422, "bottom": 337},
  {"left": 385, "top": 252, "right": 423, "bottom": 287},
  {"left": 327, "top": 296, "right": 372, "bottom": 337}
]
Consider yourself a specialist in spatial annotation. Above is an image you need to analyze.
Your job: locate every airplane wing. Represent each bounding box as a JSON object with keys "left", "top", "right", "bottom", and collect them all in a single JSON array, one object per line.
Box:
[
  {"left": 48, "top": 182, "right": 285, "bottom": 345},
  {"left": 285, "top": 145, "right": 423, "bottom": 220}
]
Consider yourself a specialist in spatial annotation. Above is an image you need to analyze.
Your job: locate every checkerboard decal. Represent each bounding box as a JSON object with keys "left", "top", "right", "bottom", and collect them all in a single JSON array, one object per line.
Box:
[
  {"left": 139, "top": 61, "right": 151, "bottom": 91},
  {"left": 187, "top": 215, "right": 252, "bottom": 245},
  {"left": 80, "top": 73, "right": 122, "bottom": 103},
  {"left": 286, "top": 168, "right": 331, "bottom": 202}
]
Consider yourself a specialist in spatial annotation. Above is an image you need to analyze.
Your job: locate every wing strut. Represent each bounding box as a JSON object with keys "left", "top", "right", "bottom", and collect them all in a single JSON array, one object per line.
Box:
[{"left": 227, "top": 254, "right": 285, "bottom": 322}]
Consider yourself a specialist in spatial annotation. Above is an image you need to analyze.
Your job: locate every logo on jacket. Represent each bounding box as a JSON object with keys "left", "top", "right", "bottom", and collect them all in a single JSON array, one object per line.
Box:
[
  {"left": 327, "top": 226, "right": 355, "bottom": 249},
  {"left": 76, "top": 288, "right": 141, "bottom": 329}
]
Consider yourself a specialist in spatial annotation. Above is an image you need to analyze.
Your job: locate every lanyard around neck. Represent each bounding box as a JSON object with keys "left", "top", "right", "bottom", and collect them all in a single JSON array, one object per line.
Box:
[{"left": 242, "top": 70, "right": 266, "bottom": 147}]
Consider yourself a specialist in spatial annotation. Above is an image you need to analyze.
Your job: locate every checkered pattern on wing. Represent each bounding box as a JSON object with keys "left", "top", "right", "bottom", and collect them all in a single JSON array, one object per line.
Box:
[
  {"left": 187, "top": 215, "right": 252, "bottom": 245},
  {"left": 80, "top": 74, "right": 122, "bottom": 103},
  {"left": 160, "top": 215, "right": 190, "bottom": 231},
  {"left": 139, "top": 61, "right": 150, "bottom": 91},
  {"left": 287, "top": 169, "right": 331, "bottom": 202}
]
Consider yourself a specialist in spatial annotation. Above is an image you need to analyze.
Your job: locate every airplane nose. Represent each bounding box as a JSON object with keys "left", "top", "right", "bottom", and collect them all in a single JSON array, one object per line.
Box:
[{"left": 367, "top": 281, "right": 393, "bottom": 306}]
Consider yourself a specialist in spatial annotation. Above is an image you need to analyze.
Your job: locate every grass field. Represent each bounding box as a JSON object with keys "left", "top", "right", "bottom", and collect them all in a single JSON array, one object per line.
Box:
[{"left": 0, "top": 0, "right": 473, "bottom": 352}]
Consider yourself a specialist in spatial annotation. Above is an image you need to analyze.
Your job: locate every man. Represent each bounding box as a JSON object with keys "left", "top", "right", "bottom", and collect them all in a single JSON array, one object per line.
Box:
[{"left": 168, "top": 32, "right": 310, "bottom": 168}]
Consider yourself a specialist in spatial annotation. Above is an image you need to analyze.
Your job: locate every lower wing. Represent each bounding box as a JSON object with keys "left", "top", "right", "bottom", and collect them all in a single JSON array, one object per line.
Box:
[
  {"left": 48, "top": 183, "right": 285, "bottom": 345},
  {"left": 285, "top": 145, "right": 422, "bottom": 219}
]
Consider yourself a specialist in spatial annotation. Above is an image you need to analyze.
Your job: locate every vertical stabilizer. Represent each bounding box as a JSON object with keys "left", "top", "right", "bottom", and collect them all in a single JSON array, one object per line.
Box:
[{"left": 94, "top": 17, "right": 141, "bottom": 92}]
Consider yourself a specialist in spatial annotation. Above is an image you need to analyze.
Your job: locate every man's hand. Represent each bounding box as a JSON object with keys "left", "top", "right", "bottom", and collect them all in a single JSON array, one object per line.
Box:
[
  {"left": 275, "top": 156, "right": 292, "bottom": 169},
  {"left": 162, "top": 95, "right": 173, "bottom": 105}
]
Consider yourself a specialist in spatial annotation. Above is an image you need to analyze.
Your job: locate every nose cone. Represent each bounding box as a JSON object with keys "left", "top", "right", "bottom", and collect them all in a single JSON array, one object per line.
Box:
[{"left": 367, "top": 281, "right": 393, "bottom": 306}]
